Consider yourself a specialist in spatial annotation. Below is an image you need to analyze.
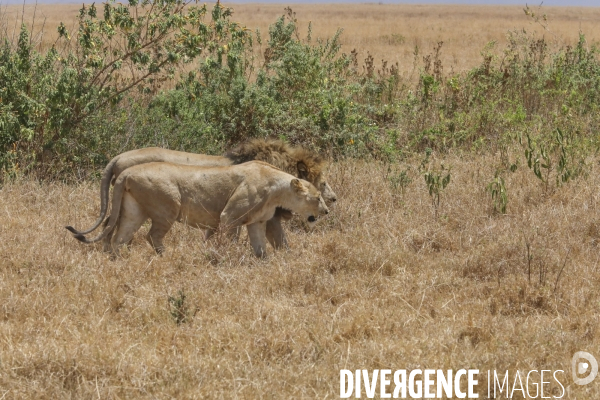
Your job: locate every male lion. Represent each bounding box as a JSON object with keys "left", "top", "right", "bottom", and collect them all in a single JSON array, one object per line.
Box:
[
  {"left": 66, "top": 139, "right": 336, "bottom": 248},
  {"left": 71, "top": 161, "right": 329, "bottom": 257}
]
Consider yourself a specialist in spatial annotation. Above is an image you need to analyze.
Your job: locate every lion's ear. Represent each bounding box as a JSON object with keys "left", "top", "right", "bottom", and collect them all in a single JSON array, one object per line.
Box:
[
  {"left": 291, "top": 178, "right": 304, "bottom": 193},
  {"left": 297, "top": 161, "right": 308, "bottom": 179}
]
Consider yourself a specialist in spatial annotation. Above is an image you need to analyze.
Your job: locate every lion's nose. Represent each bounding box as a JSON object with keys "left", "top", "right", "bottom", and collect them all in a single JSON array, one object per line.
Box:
[
  {"left": 325, "top": 209, "right": 329, "bottom": 215},
  {"left": 308, "top": 216, "right": 316, "bottom": 223},
  {"left": 331, "top": 197, "right": 337, "bottom": 202}
]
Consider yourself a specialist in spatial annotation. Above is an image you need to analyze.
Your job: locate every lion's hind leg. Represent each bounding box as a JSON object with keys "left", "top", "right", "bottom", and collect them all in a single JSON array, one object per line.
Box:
[
  {"left": 111, "top": 192, "right": 147, "bottom": 256},
  {"left": 102, "top": 216, "right": 117, "bottom": 252}
]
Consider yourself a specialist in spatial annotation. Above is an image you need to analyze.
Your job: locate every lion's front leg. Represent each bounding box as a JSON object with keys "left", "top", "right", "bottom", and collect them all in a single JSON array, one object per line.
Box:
[
  {"left": 204, "top": 228, "right": 216, "bottom": 241},
  {"left": 265, "top": 215, "right": 288, "bottom": 249},
  {"left": 146, "top": 219, "right": 173, "bottom": 254},
  {"left": 247, "top": 221, "right": 268, "bottom": 257}
]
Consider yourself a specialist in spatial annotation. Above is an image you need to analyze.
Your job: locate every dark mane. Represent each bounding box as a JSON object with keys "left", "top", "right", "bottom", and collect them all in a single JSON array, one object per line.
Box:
[{"left": 225, "top": 138, "right": 327, "bottom": 181}]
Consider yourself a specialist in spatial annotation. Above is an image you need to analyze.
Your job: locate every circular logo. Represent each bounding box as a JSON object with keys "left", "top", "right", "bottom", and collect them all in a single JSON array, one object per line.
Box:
[{"left": 572, "top": 351, "right": 598, "bottom": 386}]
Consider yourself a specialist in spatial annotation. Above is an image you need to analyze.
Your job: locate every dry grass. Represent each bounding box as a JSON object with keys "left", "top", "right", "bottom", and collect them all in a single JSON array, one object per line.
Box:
[
  {"left": 2, "top": 2, "right": 600, "bottom": 398},
  {"left": 3, "top": 3, "right": 600, "bottom": 76},
  {"left": 232, "top": 3, "right": 600, "bottom": 75},
  {"left": 2, "top": 152, "right": 600, "bottom": 398}
]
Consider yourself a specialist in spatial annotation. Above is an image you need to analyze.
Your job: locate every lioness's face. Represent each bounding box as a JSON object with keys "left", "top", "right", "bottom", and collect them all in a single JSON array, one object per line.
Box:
[{"left": 291, "top": 179, "right": 329, "bottom": 227}]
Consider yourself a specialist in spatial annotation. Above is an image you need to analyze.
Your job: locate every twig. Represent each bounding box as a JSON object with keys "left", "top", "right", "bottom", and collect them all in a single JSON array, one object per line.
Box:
[
  {"left": 11, "top": 1, "right": 19, "bottom": 45},
  {"left": 553, "top": 248, "right": 570, "bottom": 294},
  {"left": 30, "top": 0, "right": 38, "bottom": 46},
  {"left": 20, "top": 0, "right": 25, "bottom": 31}
]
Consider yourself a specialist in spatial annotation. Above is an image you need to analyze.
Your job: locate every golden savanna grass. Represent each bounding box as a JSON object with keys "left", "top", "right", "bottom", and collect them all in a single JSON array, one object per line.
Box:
[
  {"left": 2, "top": 151, "right": 600, "bottom": 398},
  {"left": 3, "top": 3, "right": 600, "bottom": 75},
  {"left": 2, "top": 2, "right": 600, "bottom": 399}
]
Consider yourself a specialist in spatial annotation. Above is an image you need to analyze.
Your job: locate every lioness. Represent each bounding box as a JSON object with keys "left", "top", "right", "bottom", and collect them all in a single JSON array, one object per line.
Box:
[
  {"left": 70, "top": 161, "right": 329, "bottom": 257},
  {"left": 67, "top": 139, "right": 336, "bottom": 248}
]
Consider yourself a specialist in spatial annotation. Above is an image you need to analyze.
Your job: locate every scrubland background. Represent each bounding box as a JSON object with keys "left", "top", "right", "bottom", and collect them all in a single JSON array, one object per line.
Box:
[
  {"left": 4, "top": 3, "right": 600, "bottom": 72},
  {"left": 2, "top": 1, "right": 600, "bottom": 398}
]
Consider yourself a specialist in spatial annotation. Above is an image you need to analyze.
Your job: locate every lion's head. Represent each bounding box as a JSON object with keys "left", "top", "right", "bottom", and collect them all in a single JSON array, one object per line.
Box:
[
  {"left": 289, "top": 178, "right": 330, "bottom": 228},
  {"left": 226, "top": 139, "right": 337, "bottom": 205}
]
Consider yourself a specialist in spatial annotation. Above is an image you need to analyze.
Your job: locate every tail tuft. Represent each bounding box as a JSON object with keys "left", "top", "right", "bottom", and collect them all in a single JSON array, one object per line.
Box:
[
  {"left": 73, "top": 233, "right": 88, "bottom": 243},
  {"left": 66, "top": 226, "right": 88, "bottom": 243}
]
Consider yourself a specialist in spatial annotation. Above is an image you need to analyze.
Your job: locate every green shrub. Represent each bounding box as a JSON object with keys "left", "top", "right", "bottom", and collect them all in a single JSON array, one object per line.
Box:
[
  {"left": 1, "top": 3, "right": 600, "bottom": 181},
  {"left": 0, "top": 0, "right": 246, "bottom": 179},
  {"left": 169, "top": 7, "right": 372, "bottom": 154}
]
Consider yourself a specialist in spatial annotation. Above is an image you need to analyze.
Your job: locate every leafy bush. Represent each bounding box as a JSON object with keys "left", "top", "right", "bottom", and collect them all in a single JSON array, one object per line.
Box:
[
  {"left": 167, "top": 7, "right": 371, "bottom": 153},
  {"left": 1, "top": 2, "right": 600, "bottom": 183},
  {"left": 1, "top": 0, "right": 247, "bottom": 179}
]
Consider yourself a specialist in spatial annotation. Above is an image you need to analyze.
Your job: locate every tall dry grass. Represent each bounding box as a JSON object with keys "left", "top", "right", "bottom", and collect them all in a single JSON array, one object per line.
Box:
[
  {"left": 1, "top": 152, "right": 600, "bottom": 397},
  {"left": 2, "top": 2, "right": 600, "bottom": 398},
  {"left": 3, "top": 3, "right": 600, "bottom": 75}
]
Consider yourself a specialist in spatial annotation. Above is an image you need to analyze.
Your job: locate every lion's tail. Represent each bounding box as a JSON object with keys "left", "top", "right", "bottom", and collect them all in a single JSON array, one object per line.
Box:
[
  {"left": 68, "top": 173, "right": 126, "bottom": 244},
  {"left": 65, "top": 155, "right": 119, "bottom": 235}
]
